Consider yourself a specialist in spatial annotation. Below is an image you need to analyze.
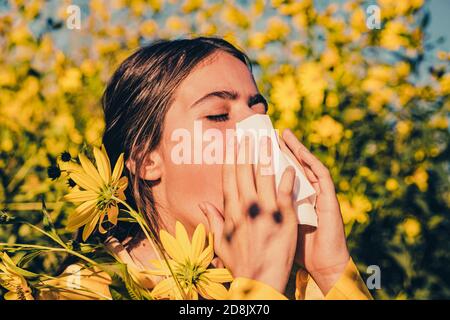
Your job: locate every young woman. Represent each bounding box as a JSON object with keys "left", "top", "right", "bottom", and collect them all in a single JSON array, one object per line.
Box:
[{"left": 102, "top": 36, "right": 372, "bottom": 299}]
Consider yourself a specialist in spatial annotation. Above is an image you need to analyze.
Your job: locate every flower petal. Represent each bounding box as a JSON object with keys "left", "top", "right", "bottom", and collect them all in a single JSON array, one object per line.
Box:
[
  {"left": 79, "top": 153, "right": 104, "bottom": 188},
  {"left": 175, "top": 221, "right": 191, "bottom": 261},
  {"left": 197, "top": 280, "right": 228, "bottom": 300},
  {"left": 82, "top": 212, "right": 100, "bottom": 241},
  {"left": 58, "top": 161, "right": 83, "bottom": 174},
  {"left": 4, "top": 291, "right": 19, "bottom": 300},
  {"left": 69, "top": 171, "right": 101, "bottom": 192},
  {"left": 63, "top": 190, "right": 98, "bottom": 203},
  {"left": 149, "top": 259, "right": 177, "bottom": 270},
  {"left": 160, "top": 230, "right": 188, "bottom": 263},
  {"left": 107, "top": 204, "right": 119, "bottom": 225},
  {"left": 93, "top": 145, "right": 111, "bottom": 184},
  {"left": 117, "top": 176, "right": 128, "bottom": 193},
  {"left": 202, "top": 268, "right": 233, "bottom": 283},
  {"left": 191, "top": 223, "right": 206, "bottom": 263},
  {"left": 197, "top": 233, "right": 214, "bottom": 269},
  {"left": 151, "top": 278, "right": 176, "bottom": 299},
  {"left": 66, "top": 199, "right": 97, "bottom": 231},
  {"left": 111, "top": 153, "right": 125, "bottom": 182},
  {"left": 98, "top": 212, "right": 107, "bottom": 234},
  {"left": 188, "top": 288, "right": 199, "bottom": 300},
  {"left": 147, "top": 259, "right": 177, "bottom": 276}
]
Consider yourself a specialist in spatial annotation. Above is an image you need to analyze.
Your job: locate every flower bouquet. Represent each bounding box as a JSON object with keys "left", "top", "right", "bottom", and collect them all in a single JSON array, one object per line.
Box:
[{"left": 0, "top": 145, "right": 233, "bottom": 300}]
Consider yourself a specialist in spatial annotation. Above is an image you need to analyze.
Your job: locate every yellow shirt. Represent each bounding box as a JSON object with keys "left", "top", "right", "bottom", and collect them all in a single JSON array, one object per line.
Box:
[{"left": 227, "top": 258, "right": 373, "bottom": 300}]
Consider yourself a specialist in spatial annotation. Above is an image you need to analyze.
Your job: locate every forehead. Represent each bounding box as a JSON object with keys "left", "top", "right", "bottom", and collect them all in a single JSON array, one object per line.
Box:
[{"left": 174, "top": 51, "right": 257, "bottom": 104}]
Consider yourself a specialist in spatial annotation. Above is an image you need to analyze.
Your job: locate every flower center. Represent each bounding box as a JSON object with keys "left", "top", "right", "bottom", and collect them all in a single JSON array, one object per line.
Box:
[
  {"left": 175, "top": 260, "right": 204, "bottom": 288},
  {"left": 97, "top": 184, "right": 119, "bottom": 210}
]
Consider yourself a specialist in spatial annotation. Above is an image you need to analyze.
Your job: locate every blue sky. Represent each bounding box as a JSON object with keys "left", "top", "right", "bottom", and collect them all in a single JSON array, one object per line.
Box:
[{"left": 428, "top": 0, "right": 450, "bottom": 51}]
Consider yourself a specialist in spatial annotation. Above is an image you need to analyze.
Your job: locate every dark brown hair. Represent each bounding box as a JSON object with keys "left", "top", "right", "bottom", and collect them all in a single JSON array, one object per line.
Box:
[{"left": 101, "top": 36, "right": 253, "bottom": 241}]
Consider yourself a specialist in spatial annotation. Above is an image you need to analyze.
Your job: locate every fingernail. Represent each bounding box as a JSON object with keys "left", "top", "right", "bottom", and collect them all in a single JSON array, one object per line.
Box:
[
  {"left": 286, "top": 166, "right": 295, "bottom": 174},
  {"left": 285, "top": 128, "right": 293, "bottom": 135}
]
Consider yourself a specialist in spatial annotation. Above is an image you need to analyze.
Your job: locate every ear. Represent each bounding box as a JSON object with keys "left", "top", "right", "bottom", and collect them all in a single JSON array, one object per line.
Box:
[{"left": 126, "top": 149, "right": 163, "bottom": 181}]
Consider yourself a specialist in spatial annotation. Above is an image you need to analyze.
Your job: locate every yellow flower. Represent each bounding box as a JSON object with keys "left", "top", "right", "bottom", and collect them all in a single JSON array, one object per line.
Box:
[
  {"left": 338, "top": 194, "right": 372, "bottom": 225},
  {"left": 60, "top": 145, "right": 128, "bottom": 241},
  {"left": 385, "top": 178, "right": 399, "bottom": 191},
  {"left": 325, "top": 91, "right": 339, "bottom": 108},
  {"left": 105, "top": 237, "right": 156, "bottom": 291},
  {"left": 38, "top": 264, "right": 112, "bottom": 300},
  {"left": 343, "top": 108, "right": 365, "bottom": 123},
  {"left": 379, "top": 0, "right": 424, "bottom": 17},
  {"left": 395, "top": 61, "right": 411, "bottom": 78},
  {"left": 296, "top": 62, "right": 327, "bottom": 109},
  {"left": 270, "top": 75, "right": 301, "bottom": 112},
  {"left": 401, "top": 218, "right": 421, "bottom": 241},
  {"left": 396, "top": 120, "right": 413, "bottom": 138},
  {"left": 437, "top": 51, "right": 450, "bottom": 61},
  {"left": 59, "top": 67, "right": 82, "bottom": 93},
  {"left": 380, "top": 21, "right": 409, "bottom": 51},
  {"left": 309, "top": 115, "right": 344, "bottom": 146},
  {"left": 350, "top": 8, "right": 366, "bottom": 34},
  {"left": 275, "top": 109, "right": 298, "bottom": 131},
  {"left": 149, "top": 221, "right": 233, "bottom": 300},
  {"left": 439, "top": 74, "right": 450, "bottom": 95},
  {"left": 148, "top": 0, "right": 164, "bottom": 12},
  {"left": 406, "top": 167, "right": 428, "bottom": 192},
  {"left": 221, "top": 5, "right": 249, "bottom": 29},
  {"left": 182, "top": 0, "right": 203, "bottom": 14},
  {"left": 165, "top": 16, "right": 189, "bottom": 32},
  {"left": 139, "top": 20, "right": 158, "bottom": 37},
  {"left": 321, "top": 48, "right": 339, "bottom": 69},
  {"left": 0, "top": 253, "right": 34, "bottom": 300},
  {"left": 9, "top": 23, "right": 31, "bottom": 45},
  {"left": 266, "top": 17, "right": 290, "bottom": 41},
  {"left": 248, "top": 32, "right": 267, "bottom": 50}
]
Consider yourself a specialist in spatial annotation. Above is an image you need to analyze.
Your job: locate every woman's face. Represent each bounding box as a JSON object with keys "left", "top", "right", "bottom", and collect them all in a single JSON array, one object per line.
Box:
[{"left": 152, "top": 51, "right": 268, "bottom": 235}]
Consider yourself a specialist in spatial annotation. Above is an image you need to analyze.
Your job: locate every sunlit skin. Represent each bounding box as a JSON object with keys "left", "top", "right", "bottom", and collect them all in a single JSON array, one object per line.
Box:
[{"left": 126, "top": 51, "right": 350, "bottom": 295}]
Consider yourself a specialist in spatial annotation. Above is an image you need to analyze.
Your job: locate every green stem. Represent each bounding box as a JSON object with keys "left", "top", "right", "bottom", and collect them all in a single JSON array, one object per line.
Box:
[
  {"left": 36, "top": 274, "right": 112, "bottom": 300},
  {"left": 23, "top": 222, "right": 67, "bottom": 249},
  {"left": 110, "top": 197, "right": 162, "bottom": 261},
  {"left": 111, "top": 196, "right": 187, "bottom": 299},
  {"left": 0, "top": 243, "right": 99, "bottom": 268}
]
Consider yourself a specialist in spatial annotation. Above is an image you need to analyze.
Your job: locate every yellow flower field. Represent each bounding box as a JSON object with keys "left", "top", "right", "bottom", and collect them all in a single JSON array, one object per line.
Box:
[{"left": 0, "top": 0, "right": 449, "bottom": 299}]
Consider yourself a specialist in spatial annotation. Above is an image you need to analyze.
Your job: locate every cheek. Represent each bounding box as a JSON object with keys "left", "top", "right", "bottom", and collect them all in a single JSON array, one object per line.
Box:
[
  {"left": 161, "top": 120, "right": 227, "bottom": 213},
  {"left": 165, "top": 162, "right": 223, "bottom": 209}
]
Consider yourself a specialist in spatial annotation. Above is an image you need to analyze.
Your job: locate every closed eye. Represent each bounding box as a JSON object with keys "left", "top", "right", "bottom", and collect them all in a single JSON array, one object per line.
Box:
[{"left": 206, "top": 113, "right": 229, "bottom": 122}]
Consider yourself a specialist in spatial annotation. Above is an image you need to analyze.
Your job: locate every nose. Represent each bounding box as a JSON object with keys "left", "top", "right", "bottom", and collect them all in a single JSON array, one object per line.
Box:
[{"left": 232, "top": 102, "right": 264, "bottom": 124}]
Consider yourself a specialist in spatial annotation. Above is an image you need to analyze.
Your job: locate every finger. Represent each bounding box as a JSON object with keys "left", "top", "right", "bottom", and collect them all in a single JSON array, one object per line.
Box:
[
  {"left": 236, "top": 135, "right": 258, "bottom": 207},
  {"left": 279, "top": 131, "right": 320, "bottom": 197},
  {"left": 282, "top": 129, "right": 333, "bottom": 189},
  {"left": 222, "top": 134, "right": 240, "bottom": 222},
  {"left": 199, "top": 202, "right": 226, "bottom": 257},
  {"left": 211, "top": 257, "right": 224, "bottom": 268},
  {"left": 278, "top": 134, "right": 308, "bottom": 178},
  {"left": 255, "top": 136, "right": 277, "bottom": 213},
  {"left": 276, "top": 166, "right": 297, "bottom": 224},
  {"left": 300, "top": 161, "right": 319, "bottom": 185}
]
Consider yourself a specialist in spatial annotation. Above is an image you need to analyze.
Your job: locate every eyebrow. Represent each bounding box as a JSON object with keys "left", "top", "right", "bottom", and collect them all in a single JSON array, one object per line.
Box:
[{"left": 189, "top": 89, "right": 268, "bottom": 112}]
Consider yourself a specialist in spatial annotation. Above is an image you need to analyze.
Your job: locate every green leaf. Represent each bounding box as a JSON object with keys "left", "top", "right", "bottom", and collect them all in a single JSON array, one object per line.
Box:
[{"left": 17, "top": 250, "right": 43, "bottom": 268}]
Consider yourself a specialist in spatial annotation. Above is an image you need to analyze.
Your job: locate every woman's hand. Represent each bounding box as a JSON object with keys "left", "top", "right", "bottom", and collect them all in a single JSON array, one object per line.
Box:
[
  {"left": 199, "top": 136, "right": 298, "bottom": 293},
  {"left": 280, "top": 129, "right": 350, "bottom": 295}
]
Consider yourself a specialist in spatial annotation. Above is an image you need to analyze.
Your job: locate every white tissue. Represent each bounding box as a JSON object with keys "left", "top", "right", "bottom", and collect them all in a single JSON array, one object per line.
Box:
[{"left": 235, "top": 114, "right": 318, "bottom": 227}]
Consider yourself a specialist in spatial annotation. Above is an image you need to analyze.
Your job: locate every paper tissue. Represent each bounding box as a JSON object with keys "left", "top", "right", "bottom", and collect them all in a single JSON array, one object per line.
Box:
[{"left": 235, "top": 114, "right": 318, "bottom": 227}]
